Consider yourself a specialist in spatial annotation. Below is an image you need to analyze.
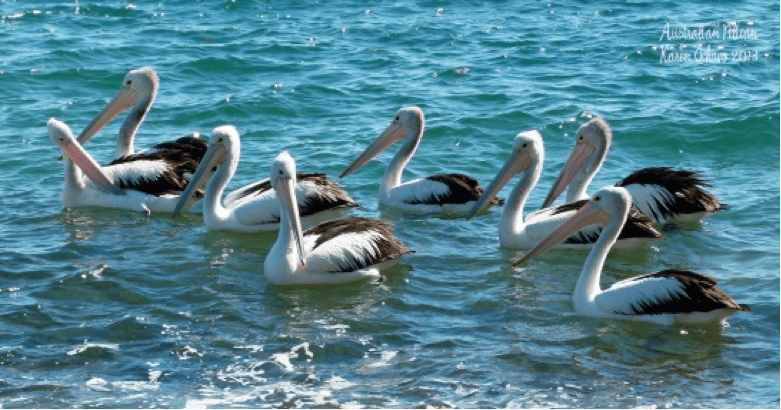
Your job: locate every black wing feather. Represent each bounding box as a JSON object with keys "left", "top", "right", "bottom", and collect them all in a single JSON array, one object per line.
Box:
[
  {"left": 229, "top": 173, "right": 358, "bottom": 217},
  {"left": 619, "top": 269, "right": 749, "bottom": 315},
  {"left": 406, "top": 173, "right": 503, "bottom": 206},
  {"left": 616, "top": 167, "right": 723, "bottom": 222},
  {"left": 106, "top": 135, "right": 207, "bottom": 196},
  {"left": 305, "top": 216, "right": 412, "bottom": 272}
]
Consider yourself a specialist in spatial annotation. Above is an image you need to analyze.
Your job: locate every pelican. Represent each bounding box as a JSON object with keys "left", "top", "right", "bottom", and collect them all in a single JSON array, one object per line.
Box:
[
  {"left": 171, "top": 126, "right": 358, "bottom": 232},
  {"left": 514, "top": 186, "right": 749, "bottom": 325},
  {"left": 340, "top": 106, "right": 501, "bottom": 214},
  {"left": 76, "top": 66, "right": 208, "bottom": 196},
  {"left": 467, "top": 130, "right": 662, "bottom": 249},
  {"left": 48, "top": 118, "right": 201, "bottom": 214},
  {"left": 265, "top": 151, "right": 412, "bottom": 285},
  {"left": 541, "top": 117, "right": 722, "bottom": 224}
]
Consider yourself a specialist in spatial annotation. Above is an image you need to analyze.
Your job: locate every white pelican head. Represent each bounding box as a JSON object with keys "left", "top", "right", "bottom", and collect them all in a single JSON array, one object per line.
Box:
[
  {"left": 77, "top": 67, "right": 160, "bottom": 145},
  {"left": 467, "top": 130, "right": 544, "bottom": 219},
  {"left": 339, "top": 106, "right": 425, "bottom": 178},
  {"left": 541, "top": 117, "right": 612, "bottom": 208},
  {"left": 171, "top": 125, "right": 239, "bottom": 217},
  {"left": 48, "top": 118, "right": 124, "bottom": 195}
]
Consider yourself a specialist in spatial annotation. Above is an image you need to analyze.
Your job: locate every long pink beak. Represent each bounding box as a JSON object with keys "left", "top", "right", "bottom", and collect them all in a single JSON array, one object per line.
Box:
[
  {"left": 339, "top": 123, "right": 405, "bottom": 178},
  {"left": 467, "top": 148, "right": 532, "bottom": 219},
  {"left": 540, "top": 143, "right": 594, "bottom": 209},
  {"left": 276, "top": 175, "right": 307, "bottom": 269},
  {"left": 512, "top": 201, "right": 607, "bottom": 267},
  {"left": 48, "top": 118, "right": 125, "bottom": 196},
  {"left": 171, "top": 142, "right": 226, "bottom": 217},
  {"left": 77, "top": 87, "right": 137, "bottom": 145}
]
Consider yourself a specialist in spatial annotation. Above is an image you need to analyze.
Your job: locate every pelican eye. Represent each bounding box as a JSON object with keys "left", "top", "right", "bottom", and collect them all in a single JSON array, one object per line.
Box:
[
  {"left": 521, "top": 142, "right": 528, "bottom": 148},
  {"left": 594, "top": 195, "right": 601, "bottom": 202},
  {"left": 395, "top": 116, "right": 400, "bottom": 121},
  {"left": 126, "top": 80, "right": 132, "bottom": 86},
  {"left": 278, "top": 170, "right": 283, "bottom": 175}
]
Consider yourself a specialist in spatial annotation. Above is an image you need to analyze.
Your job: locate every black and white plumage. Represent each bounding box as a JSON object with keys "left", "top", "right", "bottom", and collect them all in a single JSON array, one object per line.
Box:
[
  {"left": 339, "top": 106, "right": 501, "bottom": 214},
  {"left": 171, "top": 126, "right": 358, "bottom": 232},
  {"left": 75, "top": 67, "right": 208, "bottom": 210},
  {"left": 49, "top": 118, "right": 204, "bottom": 214},
  {"left": 466, "top": 130, "right": 661, "bottom": 249},
  {"left": 615, "top": 167, "right": 722, "bottom": 223},
  {"left": 265, "top": 151, "right": 411, "bottom": 285},
  {"left": 604, "top": 269, "right": 747, "bottom": 316},
  {"left": 103, "top": 135, "right": 207, "bottom": 197},
  {"left": 541, "top": 117, "right": 723, "bottom": 224},
  {"left": 515, "top": 186, "right": 748, "bottom": 325},
  {"left": 221, "top": 172, "right": 353, "bottom": 211}
]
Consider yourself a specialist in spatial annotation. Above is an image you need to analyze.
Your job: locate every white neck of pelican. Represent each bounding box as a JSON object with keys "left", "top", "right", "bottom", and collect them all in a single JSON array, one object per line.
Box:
[
  {"left": 565, "top": 139, "right": 608, "bottom": 204},
  {"left": 500, "top": 154, "right": 543, "bottom": 239},
  {"left": 115, "top": 95, "right": 153, "bottom": 157},
  {"left": 573, "top": 202, "right": 627, "bottom": 311},
  {"left": 267, "top": 169, "right": 307, "bottom": 280},
  {"left": 563, "top": 150, "right": 606, "bottom": 204},
  {"left": 202, "top": 154, "right": 238, "bottom": 226},
  {"left": 380, "top": 127, "right": 422, "bottom": 197},
  {"left": 273, "top": 198, "right": 303, "bottom": 272},
  {"left": 62, "top": 155, "right": 86, "bottom": 193},
  {"left": 565, "top": 172, "right": 594, "bottom": 203}
]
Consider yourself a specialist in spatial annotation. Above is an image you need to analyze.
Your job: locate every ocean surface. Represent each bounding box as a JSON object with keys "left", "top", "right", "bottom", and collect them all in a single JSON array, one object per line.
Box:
[{"left": 1, "top": 1, "right": 778, "bottom": 408}]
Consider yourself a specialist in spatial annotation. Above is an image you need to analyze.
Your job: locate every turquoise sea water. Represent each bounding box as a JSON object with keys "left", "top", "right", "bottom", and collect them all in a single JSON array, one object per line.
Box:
[{"left": 1, "top": 1, "right": 779, "bottom": 408}]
